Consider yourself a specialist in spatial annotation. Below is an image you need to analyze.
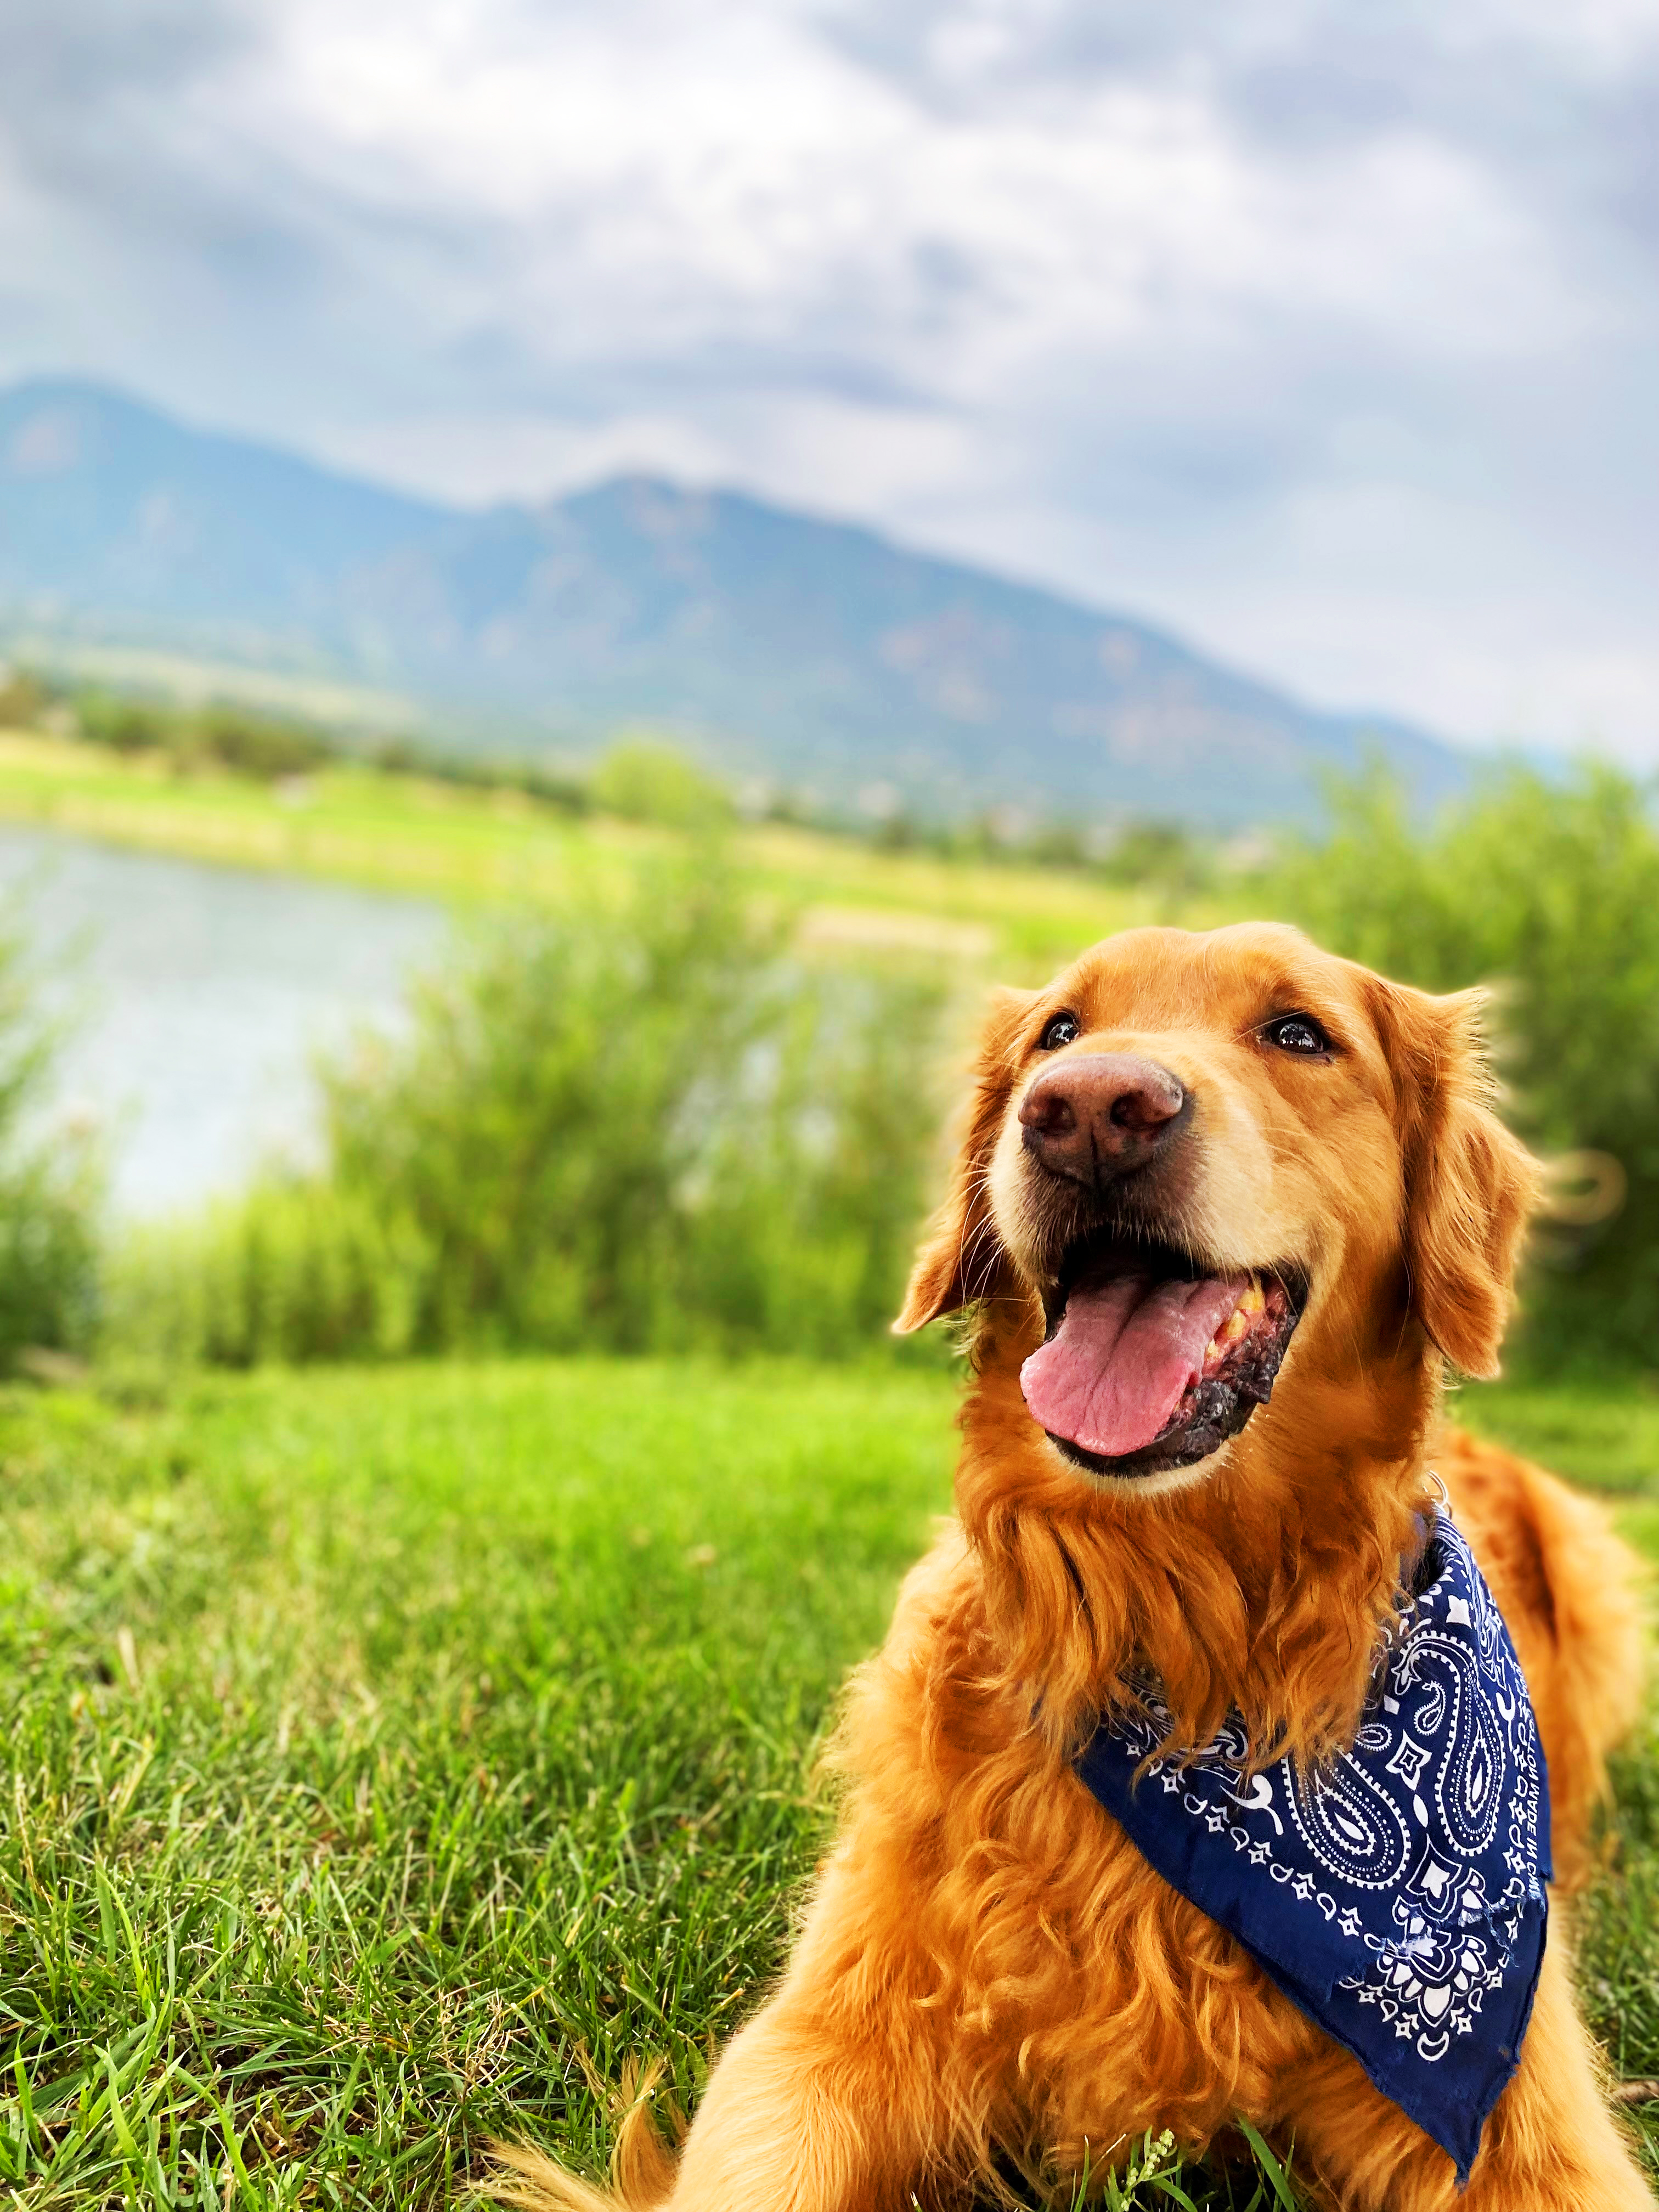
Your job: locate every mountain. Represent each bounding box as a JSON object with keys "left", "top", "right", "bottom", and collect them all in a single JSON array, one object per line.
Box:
[{"left": 0, "top": 377, "right": 1469, "bottom": 827}]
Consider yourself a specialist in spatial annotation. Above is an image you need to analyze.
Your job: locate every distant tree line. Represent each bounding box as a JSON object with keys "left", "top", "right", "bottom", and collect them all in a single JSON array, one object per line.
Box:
[{"left": 0, "top": 663, "right": 1220, "bottom": 890}]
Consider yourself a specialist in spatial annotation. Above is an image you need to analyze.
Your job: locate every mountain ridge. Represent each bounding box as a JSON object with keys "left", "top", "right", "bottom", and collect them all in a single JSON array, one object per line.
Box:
[{"left": 0, "top": 376, "right": 1470, "bottom": 826}]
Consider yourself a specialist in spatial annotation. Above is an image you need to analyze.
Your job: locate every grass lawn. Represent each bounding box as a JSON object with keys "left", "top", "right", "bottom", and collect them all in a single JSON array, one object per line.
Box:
[{"left": 1, "top": 1357, "right": 1655, "bottom": 2209}]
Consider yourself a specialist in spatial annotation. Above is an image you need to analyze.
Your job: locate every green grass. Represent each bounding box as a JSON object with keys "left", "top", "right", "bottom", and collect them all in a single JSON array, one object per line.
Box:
[
  {"left": 1456, "top": 1372, "right": 1659, "bottom": 1494},
  {"left": 0, "top": 1359, "right": 960, "bottom": 2208},
  {"left": 0, "top": 731, "right": 1175, "bottom": 978},
  {"left": 1455, "top": 1373, "right": 1659, "bottom": 2189},
  {"left": 1, "top": 1358, "right": 1655, "bottom": 2207},
  {"left": 0, "top": 725, "right": 1229, "bottom": 978}
]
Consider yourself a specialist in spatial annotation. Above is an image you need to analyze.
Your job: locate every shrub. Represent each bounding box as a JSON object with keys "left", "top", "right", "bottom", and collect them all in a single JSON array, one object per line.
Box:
[
  {"left": 72, "top": 690, "right": 334, "bottom": 780},
  {"left": 1260, "top": 764, "right": 1659, "bottom": 1371},
  {"left": 590, "top": 737, "right": 733, "bottom": 829},
  {"left": 1098, "top": 820, "right": 1215, "bottom": 894},
  {"left": 194, "top": 707, "right": 330, "bottom": 780},
  {"left": 75, "top": 690, "right": 170, "bottom": 753},
  {"left": 106, "top": 850, "right": 949, "bottom": 1366},
  {"left": 0, "top": 668, "right": 48, "bottom": 729},
  {"left": 103, "top": 1183, "right": 421, "bottom": 1368},
  {"left": 0, "top": 919, "right": 101, "bottom": 1365}
]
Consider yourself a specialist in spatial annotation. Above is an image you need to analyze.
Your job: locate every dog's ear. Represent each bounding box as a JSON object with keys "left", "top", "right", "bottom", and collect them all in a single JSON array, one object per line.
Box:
[
  {"left": 893, "top": 985, "right": 1036, "bottom": 1333},
  {"left": 1372, "top": 979, "right": 1541, "bottom": 1378}
]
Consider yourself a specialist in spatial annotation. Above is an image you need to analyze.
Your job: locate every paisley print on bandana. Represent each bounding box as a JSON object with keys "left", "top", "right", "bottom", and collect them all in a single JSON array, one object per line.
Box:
[{"left": 1073, "top": 1507, "right": 1550, "bottom": 2183}]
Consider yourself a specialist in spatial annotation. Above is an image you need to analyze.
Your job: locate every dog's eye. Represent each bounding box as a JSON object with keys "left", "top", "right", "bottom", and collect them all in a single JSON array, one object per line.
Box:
[
  {"left": 1263, "top": 1014, "right": 1330, "bottom": 1056},
  {"left": 1038, "top": 1011, "right": 1081, "bottom": 1051}
]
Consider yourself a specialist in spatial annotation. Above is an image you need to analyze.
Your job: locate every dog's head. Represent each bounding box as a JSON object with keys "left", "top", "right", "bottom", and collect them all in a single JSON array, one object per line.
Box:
[{"left": 896, "top": 923, "right": 1538, "bottom": 1494}]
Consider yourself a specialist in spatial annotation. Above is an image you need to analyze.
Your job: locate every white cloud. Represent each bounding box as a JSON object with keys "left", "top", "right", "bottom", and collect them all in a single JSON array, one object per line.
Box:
[{"left": 0, "top": 0, "right": 1656, "bottom": 758}]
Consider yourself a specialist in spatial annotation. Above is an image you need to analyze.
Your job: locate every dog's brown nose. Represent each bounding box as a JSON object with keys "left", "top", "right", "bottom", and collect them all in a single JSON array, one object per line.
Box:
[{"left": 1019, "top": 1052, "right": 1187, "bottom": 1184}]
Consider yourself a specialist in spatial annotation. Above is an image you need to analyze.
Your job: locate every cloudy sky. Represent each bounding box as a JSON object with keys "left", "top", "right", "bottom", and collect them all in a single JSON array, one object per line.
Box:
[{"left": 2, "top": 0, "right": 1655, "bottom": 757}]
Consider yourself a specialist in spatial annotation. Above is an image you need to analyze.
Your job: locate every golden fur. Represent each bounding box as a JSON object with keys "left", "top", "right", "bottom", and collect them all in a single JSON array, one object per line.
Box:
[{"left": 496, "top": 924, "right": 1652, "bottom": 2210}]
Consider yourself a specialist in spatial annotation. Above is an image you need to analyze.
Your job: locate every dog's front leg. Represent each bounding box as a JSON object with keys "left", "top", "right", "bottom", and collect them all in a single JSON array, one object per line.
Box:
[
  {"left": 664, "top": 1998, "right": 940, "bottom": 2211},
  {"left": 659, "top": 1848, "right": 967, "bottom": 2212}
]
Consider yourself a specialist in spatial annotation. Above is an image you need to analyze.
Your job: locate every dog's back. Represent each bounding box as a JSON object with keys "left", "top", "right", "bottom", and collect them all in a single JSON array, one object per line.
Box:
[{"left": 1440, "top": 1425, "right": 1648, "bottom": 1889}]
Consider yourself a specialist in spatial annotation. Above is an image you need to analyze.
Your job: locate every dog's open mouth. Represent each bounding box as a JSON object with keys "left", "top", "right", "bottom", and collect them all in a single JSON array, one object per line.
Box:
[{"left": 1020, "top": 1233, "right": 1306, "bottom": 1479}]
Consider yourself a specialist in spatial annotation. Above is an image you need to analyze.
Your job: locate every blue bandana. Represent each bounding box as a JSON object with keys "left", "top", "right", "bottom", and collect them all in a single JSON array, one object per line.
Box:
[{"left": 1073, "top": 1506, "right": 1550, "bottom": 2182}]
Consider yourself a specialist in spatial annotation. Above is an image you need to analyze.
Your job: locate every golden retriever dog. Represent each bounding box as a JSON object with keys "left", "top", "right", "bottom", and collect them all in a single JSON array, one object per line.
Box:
[{"left": 501, "top": 923, "right": 1651, "bottom": 2211}]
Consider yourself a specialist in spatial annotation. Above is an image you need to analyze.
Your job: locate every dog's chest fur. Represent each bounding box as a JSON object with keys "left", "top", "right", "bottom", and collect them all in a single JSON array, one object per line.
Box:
[{"left": 829, "top": 1532, "right": 1325, "bottom": 2158}]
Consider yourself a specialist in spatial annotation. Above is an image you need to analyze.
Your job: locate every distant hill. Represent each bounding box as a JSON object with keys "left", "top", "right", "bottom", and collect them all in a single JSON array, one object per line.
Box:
[{"left": 0, "top": 377, "right": 1470, "bottom": 827}]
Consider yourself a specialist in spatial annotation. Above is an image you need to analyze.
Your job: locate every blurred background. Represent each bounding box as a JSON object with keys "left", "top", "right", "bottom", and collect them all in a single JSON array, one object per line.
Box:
[{"left": 1, "top": 0, "right": 1656, "bottom": 1376}]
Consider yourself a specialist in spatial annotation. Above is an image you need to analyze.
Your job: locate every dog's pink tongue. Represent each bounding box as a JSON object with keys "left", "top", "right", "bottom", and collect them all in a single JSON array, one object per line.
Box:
[{"left": 1021, "top": 1273, "right": 1249, "bottom": 1458}]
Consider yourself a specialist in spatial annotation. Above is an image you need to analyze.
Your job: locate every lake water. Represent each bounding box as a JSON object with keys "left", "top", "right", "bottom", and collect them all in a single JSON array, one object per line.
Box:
[{"left": 0, "top": 826, "right": 448, "bottom": 1216}]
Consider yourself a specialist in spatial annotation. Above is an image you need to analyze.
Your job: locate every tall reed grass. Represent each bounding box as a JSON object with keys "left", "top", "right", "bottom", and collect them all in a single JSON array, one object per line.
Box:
[
  {"left": 0, "top": 916, "right": 100, "bottom": 1367},
  {"left": 105, "top": 850, "right": 950, "bottom": 1366}
]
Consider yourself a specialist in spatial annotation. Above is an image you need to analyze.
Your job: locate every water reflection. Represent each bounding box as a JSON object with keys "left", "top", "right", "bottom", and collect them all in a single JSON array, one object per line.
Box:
[{"left": 0, "top": 826, "right": 445, "bottom": 1216}]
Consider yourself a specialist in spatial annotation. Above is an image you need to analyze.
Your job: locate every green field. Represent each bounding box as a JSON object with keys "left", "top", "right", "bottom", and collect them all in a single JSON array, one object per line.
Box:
[
  {"left": 1, "top": 1357, "right": 1655, "bottom": 2208},
  {"left": 0, "top": 730, "right": 1180, "bottom": 978}
]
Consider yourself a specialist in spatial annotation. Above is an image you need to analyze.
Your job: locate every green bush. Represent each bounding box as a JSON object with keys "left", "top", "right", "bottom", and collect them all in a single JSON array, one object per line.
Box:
[
  {"left": 103, "top": 1183, "right": 420, "bottom": 1369},
  {"left": 74, "top": 689, "right": 170, "bottom": 753},
  {"left": 106, "top": 851, "right": 949, "bottom": 1367},
  {"left": 73, "top": 690, "right": 332, "bottom": 780},
  {"left": 590, "top": 736, "right": 733, "bottom": 828},
  {"left": 0, "top": 920, "right": 101, "bottom": 1365},
  {"left": 0, "top": 667, "right": 48, "bottom": 729},
  {"left": 194, "top": 706, "right": 331, "bottom": 780},
  {"left": 1261, "top": 764, "right": 1659, "bottom": 1371}
]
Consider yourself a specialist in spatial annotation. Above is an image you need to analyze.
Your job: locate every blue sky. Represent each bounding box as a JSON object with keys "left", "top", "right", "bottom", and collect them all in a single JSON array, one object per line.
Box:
[{"left": 1, "top": 0, "right": 1655, "bottom": 758}]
